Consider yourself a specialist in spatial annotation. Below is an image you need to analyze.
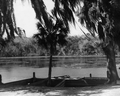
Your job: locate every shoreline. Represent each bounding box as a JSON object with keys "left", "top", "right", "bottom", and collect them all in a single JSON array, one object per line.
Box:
[{"left": 0, "top": 84, "right": 120, "bottom": 96}]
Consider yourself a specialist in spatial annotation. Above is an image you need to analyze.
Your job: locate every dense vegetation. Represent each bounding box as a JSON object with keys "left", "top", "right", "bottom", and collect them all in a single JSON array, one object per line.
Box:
[
  {"left": 0, "top": 34, "right": 107, "bottom": 57},
  {"left": 2, "top": 33, "right": 120, "bottom": 57}
]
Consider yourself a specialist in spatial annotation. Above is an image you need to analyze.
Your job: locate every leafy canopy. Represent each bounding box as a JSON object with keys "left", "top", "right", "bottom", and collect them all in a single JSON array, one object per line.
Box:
[{"left": 77, "top": 0, "right": 120, "bottom": 47}]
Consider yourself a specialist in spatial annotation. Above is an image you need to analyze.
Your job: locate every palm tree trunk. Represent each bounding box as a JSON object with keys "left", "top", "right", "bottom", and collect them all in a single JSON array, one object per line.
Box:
[
  {"left": 102, "top": 41, "right": 119, "bottom": 84},
  {"left": 48, "top": 43, "right": 53, "bottom": 86}
]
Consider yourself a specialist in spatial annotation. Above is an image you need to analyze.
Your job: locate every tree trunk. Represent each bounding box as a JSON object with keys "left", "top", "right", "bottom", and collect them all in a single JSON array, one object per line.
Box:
[
  {"left": 102, "top": 41, "right": 119, "bottom": 84},
  {"left": 48, "top": 44, "right": 53, "bottom": 86}
]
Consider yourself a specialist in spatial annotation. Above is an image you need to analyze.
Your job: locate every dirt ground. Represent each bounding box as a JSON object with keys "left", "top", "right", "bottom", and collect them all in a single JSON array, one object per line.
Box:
[{"left": 0, "top": 85, "right": 120, "bottom": 96}]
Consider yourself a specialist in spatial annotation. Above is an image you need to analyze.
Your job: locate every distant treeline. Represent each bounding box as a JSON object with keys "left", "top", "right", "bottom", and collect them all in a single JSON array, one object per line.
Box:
[{"left": 0, "top": 34, "right": 119, "bottom": 57}]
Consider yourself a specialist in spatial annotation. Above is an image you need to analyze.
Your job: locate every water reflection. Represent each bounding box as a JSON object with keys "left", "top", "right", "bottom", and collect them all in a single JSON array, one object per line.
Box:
[
  {"left": 0, "top": 56, "right": 108, "bottom": 68},
  {"left": 0, "top": 66, "right": 107, "bottom": 83}
]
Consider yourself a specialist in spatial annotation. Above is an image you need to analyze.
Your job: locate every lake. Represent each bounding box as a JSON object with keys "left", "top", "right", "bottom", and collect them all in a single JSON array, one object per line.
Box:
[{"left": 0, "top": 56, "right": 120, "bottom": 83}]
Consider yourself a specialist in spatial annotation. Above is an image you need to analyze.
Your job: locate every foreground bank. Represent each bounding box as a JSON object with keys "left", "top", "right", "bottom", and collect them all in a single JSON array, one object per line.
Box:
[{"left": 0, "top": 85, "right": 120, "bottom": 96}]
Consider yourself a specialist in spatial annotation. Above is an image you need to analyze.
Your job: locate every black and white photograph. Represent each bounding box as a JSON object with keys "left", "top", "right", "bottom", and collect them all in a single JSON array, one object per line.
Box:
[{"left": 0, "top": 0, "right": 120, "bottom": 96}]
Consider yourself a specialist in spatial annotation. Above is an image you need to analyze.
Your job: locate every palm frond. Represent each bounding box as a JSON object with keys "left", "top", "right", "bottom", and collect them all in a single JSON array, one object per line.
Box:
[
  {"left": 0, "top": 0, "right": 17, "bottom": 41},
  {"left": 31, "top": 0, "right": 53, "bottom": 30},
  {"left": 52, "top": 0, "right": 79, "bottom": 29}
]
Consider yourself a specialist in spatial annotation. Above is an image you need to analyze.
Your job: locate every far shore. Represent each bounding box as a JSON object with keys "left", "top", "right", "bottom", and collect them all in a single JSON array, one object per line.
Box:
[
  {"left": 0, "top": 55, "right": 107, "bottom": 58},
  {"left": 0, "top": 55, "right": 120, "bottom": 58}
]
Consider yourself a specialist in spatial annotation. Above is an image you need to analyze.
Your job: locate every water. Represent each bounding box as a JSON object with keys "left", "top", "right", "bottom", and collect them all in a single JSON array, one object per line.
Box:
[{"left": 0, "top": 56, "right": 120, "bottom": 83}]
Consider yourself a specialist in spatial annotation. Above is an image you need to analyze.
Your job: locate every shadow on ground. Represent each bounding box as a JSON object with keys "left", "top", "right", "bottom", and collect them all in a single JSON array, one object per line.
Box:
[{"left": 0, "top": 85, "right": 120, "bottom": 96}]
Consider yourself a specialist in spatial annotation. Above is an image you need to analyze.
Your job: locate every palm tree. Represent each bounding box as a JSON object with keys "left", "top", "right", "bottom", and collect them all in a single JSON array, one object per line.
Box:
[
  {"left": 30, "top": 0, "right": 79, "bottom": 86},
  {"left": 33, "top": 2, "right": 70, "bottom": 85},
  {"left": 34, "top": 19, "right": 69, "bottom": 86}
]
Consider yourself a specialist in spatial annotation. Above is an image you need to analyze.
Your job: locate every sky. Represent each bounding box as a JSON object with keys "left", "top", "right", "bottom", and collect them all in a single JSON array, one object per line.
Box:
[{"left": 14, "top": 0, "right": 86, "bottom": 37}]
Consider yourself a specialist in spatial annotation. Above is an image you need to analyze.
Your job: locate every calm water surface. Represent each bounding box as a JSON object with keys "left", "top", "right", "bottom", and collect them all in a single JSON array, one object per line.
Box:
[{"left": 0, "top": 56, "right": 120, "bottom": 83}]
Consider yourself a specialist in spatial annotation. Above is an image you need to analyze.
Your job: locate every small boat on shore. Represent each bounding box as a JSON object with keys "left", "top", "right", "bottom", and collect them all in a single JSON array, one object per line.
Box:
[{"left": 0, "top": 73, "right": 108, "bottom": 87}]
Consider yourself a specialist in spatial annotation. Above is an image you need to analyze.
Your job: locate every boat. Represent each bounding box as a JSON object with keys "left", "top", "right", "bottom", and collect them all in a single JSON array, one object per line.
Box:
[{"left": 0, "top": 74, "right": 108, "bottom": 87}]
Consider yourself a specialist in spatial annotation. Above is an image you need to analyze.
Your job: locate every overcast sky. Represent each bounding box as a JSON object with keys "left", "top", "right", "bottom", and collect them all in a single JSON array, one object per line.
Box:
[{"left": 14, "top": 0, "right": 85, "bottom": 37}]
